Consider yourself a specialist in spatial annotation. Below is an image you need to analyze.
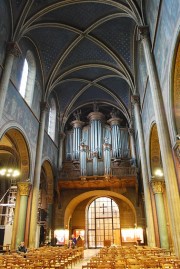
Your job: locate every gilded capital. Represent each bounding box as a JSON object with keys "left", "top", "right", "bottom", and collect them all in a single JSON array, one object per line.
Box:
[
  {"left": 18, "top": 182, "right": 31, "bottom": 196},
  {"left": 150, "top": 179, "right": 165, "bottom": 194},
  {"left": 7, "top": 42, "right": 21, "bottom": 57}
]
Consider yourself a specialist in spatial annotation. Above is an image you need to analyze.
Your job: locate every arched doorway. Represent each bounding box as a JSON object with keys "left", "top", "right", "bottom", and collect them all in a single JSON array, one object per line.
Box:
[
  {"left": 150, "top": 124, "right": 163, "bottom": 177},
  {"left": 0, "top": 128, "right": 30, "bottom": 246},
  {"left": 149, "top": 123, "right": 171, "bottom": 249},
  {"left": 38, "top": 160, "right": 54, "bottom": 246},
  {"left": 87, "top": 196, "right": 120, "bottom": 248},
  {"left": 64, "top": 190, "right": 139, "bottom": 248}
]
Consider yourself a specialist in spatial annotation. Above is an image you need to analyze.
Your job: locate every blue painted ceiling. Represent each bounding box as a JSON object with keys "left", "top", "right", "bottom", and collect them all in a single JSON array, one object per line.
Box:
[{"left": 10, "top": 0, "right": 142, "bottom": 128}]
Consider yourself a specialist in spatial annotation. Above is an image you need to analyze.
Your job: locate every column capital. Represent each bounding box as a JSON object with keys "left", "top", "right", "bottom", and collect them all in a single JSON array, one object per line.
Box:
[
  {"left": 150, "top": 178, "right": 165, "bottom": 194},
  {"left": 60, "top": 132, "right": 66, "bottom": 140},
  {"left": 40, "top": 101, "right": 49, "bottom": 113},
  {"left": 128, "top": 128, "right": 135, "bottom": 135},
  {"left": 137, "top": 26, "right": 150, "bottom": 41},
  {"left": 17, "top": 181, "right": 31, "bottom": 196},
  {"left": 7, "top": 42, "right": 21, "bottom": 57},
  {"left": 131, "top": 95, "right": 140, "bottom": 106}
]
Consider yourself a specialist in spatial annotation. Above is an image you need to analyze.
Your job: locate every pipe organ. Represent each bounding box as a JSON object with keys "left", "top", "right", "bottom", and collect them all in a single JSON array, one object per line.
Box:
[{"left": 64, "top": 108, "right": 131, "bottom": 176}]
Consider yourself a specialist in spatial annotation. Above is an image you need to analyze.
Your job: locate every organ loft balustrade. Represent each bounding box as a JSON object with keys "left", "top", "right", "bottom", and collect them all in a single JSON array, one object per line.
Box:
[{"left": 58, "top": 157, "right": 137, "bottom": 191}]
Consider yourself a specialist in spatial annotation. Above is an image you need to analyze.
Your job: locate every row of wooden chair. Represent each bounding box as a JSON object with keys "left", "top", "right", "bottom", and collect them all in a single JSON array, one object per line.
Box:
[
  {"left": 0, "top": 246, "right": 84, "bottom": 269},
  {"left": 82, "top": 246, "right": 180, "bottom": 269}
]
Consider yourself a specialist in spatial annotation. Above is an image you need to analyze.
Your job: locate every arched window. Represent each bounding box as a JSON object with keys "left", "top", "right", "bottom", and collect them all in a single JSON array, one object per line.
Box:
[
  {"left": 19, "top": 58, "right": 28, "bottom": 98},
  {"left": 48, "top": 98, "right": 56, "bottom": 140},
  {"left": 19, "top": 50, "right": 36, "bottom": 107},
  {"left": 88, "top": 197, "right": 120, "bottom": 248}
]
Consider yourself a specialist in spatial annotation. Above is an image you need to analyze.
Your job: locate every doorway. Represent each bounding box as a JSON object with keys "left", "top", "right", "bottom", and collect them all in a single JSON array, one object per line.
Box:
[{"left": 87, "top": 196, "right": 120, "bottom": 248}]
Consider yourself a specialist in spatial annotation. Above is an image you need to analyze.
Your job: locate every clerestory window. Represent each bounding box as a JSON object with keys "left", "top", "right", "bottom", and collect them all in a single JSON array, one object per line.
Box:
[{"left": 19, "top": 50, "right": 36, "bottom": 107}]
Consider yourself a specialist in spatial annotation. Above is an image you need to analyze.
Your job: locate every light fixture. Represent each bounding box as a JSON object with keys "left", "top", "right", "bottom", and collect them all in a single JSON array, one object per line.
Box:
[
  {"left": 154, "top": 169, "right": 163, "bottom": 177},
  {"left": 0, "top": 168, "right": 20, "bottom": 178}
]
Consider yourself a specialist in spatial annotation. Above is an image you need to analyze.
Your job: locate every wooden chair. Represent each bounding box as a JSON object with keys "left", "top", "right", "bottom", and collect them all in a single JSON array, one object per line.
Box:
[{"left": 161, "top": 263, "right": 175, "bottom": 269}]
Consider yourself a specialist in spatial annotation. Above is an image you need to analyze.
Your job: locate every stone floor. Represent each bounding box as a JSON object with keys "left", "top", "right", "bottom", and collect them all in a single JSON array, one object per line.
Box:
[{"left": 72, "top": 248, "right": 99, "bottom": 269}]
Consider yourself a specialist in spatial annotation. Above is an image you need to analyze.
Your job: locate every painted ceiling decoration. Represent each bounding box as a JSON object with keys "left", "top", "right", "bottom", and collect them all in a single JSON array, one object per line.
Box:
[{"left": 9, "top": 0, "right": 144, "bottom": 130}]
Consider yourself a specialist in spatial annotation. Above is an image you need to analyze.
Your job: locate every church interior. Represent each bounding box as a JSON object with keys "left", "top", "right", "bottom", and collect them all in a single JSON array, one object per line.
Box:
[{"left": 0, "top": 0, "right": 180, "bottom": 264}]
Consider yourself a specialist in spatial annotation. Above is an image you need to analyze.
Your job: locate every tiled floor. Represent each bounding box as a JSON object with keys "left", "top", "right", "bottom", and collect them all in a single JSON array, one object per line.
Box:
[{"left": 72, "top": 248, "right": 99, "bottom": 269}]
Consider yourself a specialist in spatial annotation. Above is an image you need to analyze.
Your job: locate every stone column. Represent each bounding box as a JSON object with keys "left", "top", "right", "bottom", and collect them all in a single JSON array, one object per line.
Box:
[
  {"left": 138, "top": 26, "right": 180, "bottom": 256},
  {"left": 150, "top": 178, "right": 169, "bottom": 249},
  {"left": 16, "top": 182, "right": 31, "bottom": 247},
  {"left": 131, "top": 95, "right": 156, "bottom": 247},
  {"left": 0, "top": 42, "right": 21, "bottom": 120},
  {"left": 58, "top": 132, "right": 65, "bottom": 170},
  {"left": 129, "top": 128, "right": 136, "bottom": 165},
  {"left": 29, "top": 102, "right": 48, "bottom": 248}
]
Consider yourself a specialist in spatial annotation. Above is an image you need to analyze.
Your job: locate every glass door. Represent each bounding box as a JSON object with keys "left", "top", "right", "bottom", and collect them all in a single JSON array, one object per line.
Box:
[{"left": 88, "top": 197, "right": 120, "bottom": 248}]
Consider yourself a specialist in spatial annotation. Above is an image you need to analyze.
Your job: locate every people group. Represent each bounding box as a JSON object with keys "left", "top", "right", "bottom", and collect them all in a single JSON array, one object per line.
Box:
[{"left": 68, "top": 234, "right": 83, "bottom": 248}]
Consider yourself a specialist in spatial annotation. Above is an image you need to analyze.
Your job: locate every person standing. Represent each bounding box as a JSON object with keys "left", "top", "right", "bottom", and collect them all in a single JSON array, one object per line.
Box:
[{"left": 71, "top": 234, "right": 77, "bottom": 246}]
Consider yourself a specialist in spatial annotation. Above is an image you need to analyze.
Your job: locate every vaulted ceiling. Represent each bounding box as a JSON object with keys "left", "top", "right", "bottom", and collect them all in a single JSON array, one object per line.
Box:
[{"left": 9, "top": 0, "right": 144, "bottom": 130}]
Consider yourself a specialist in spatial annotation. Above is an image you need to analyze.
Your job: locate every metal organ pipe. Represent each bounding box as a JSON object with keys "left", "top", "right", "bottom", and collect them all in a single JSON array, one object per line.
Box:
[
  {"left": 108, "top": 117, "right": 123, "bottom": 159},
  {"left": 88, "top": 111, "right": 104, "bottom": 158},
  {"left": 71, "top": 120, "right": 85, "bottom": 160}
]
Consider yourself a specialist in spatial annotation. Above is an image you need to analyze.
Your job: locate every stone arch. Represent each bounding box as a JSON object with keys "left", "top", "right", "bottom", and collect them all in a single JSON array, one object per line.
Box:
[
  {"left": 149, "top": 123, "right": 163, "bottom": 177},
  {"left": 172, "top": 40, "right": 180, "bottom": 138},
  {"left": 0, "top": 127, "right": 30, "bottom": 181},
  {"left": 64, "top": 190, "right": 137, "bottom": 229},
  {"left": 167, "top": 21, "right": 180, "bottom": 143},
  {"left": 37, "top": 160, "right": 54, "bottom": 245},
  {"left": 41, "top": 160, "right": 54, "bottom": 204}
]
